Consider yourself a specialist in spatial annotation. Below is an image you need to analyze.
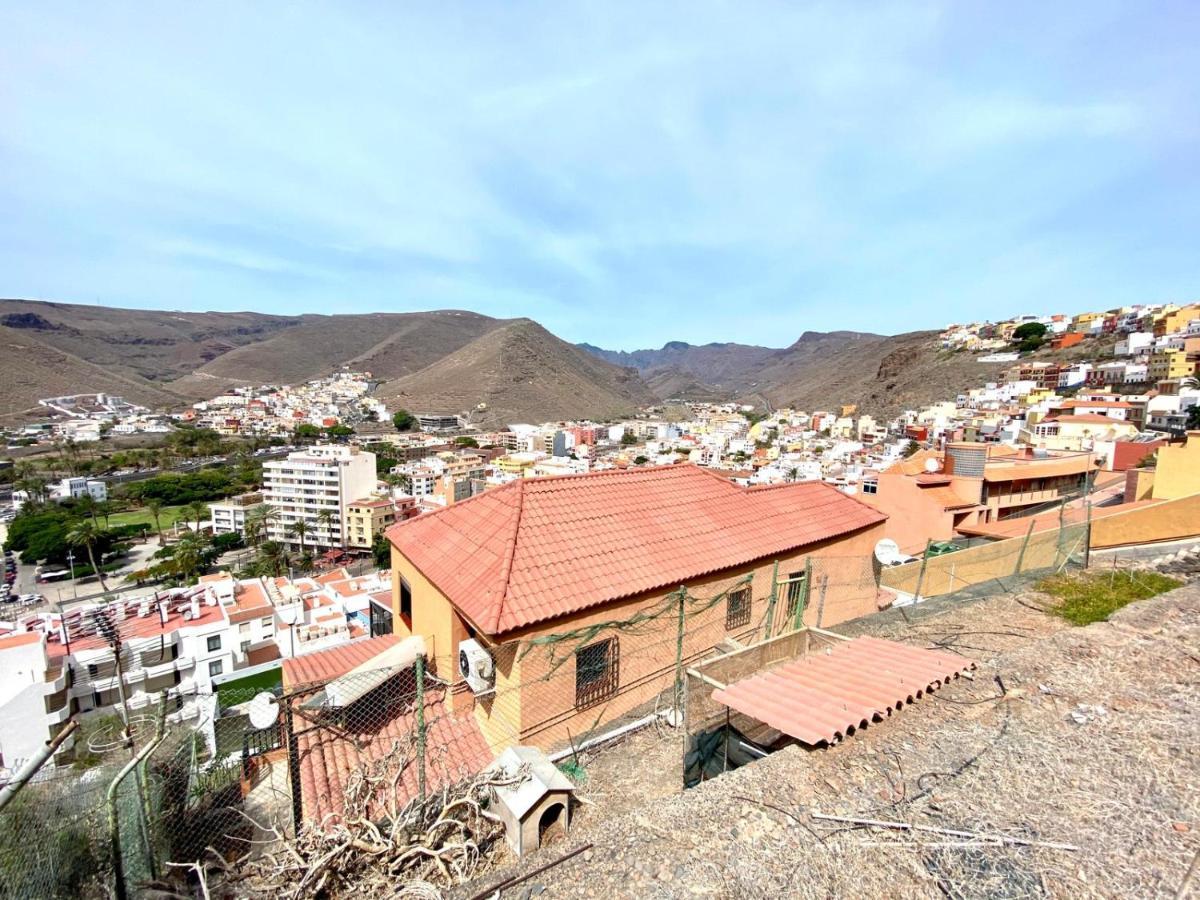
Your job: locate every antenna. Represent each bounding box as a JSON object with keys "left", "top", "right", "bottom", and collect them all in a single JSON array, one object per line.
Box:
[{"left": 924, "top": 457, "right": 940, "bottom": 473}]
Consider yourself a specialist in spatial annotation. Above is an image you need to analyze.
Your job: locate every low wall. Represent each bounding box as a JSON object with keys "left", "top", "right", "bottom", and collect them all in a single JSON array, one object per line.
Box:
[{"left": 1090, "top": 492, "right": 1200, "bottom": 548}]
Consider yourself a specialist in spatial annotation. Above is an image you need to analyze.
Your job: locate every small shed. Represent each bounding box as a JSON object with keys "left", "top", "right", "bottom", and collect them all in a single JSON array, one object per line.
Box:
[{"left": 490, "top": 746, "right": 575, "bottom": 856}]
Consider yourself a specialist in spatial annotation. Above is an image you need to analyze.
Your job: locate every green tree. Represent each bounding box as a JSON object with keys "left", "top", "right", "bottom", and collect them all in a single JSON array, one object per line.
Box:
[
  {"left": 67, "top": 519, "right": 109, "bottom": 591},
  {"left": 633, "top": 455, "right": 649, "bottom": 465},
  {"left": 258, "top": 541, "right": 291, "bottom": 577},
  {"left": 315, "top": 508, "right": 339, "bottom": 548},
  {"left": 392, "top": 409, "right": 416, "bottom": 432},
  {"left": 1013, "top": 321, "right": 1048, "bottom": 352},
  {"left": 454, "top": 436, "right": 479, "bottom": 448},
  {"left": 142, "top": 498, "right": 165, "bottom": 545},
  {"left": 1187, "top": 405, "right": 1200, "bottom": 430},
  {"left": 184, "top": 500, "right": 209, "bottom": 533},
  {"left": 325, "top": 424, "right": 354, "bottom": 438},
  {"left": 288, "top": 519, "right": 310, "bottom": 555},
  {"left": 371, "top": 531, "right": 391, "bottom": 568},
  {"left": 294, "top": 423, "right": 321, "bottom": 443},
  {"left": 620, "top": 432, "right": 637, "bottom": 446}
]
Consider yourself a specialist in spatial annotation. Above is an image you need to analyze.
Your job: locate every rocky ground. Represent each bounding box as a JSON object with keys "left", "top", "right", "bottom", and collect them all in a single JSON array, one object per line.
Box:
[{"left": 458, "top": 580, "right": 1200, "bottom": 899}]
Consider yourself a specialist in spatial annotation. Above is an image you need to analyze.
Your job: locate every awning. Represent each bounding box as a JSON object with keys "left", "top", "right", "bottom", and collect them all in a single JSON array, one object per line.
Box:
[{"left": 711, "top": 636, "right": 973, "bottom": 746}]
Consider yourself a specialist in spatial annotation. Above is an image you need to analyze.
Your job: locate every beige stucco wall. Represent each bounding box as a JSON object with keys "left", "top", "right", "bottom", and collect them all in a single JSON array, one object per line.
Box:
[
  {"left": 1090, "top": 493, "right": 1200, "bottom": 548},
  {"left": 391, "top": 520, "right": 886, "bottom": 756},
  {"left": 1152, "top": 432, "right": 1200, "bottom": 500}
]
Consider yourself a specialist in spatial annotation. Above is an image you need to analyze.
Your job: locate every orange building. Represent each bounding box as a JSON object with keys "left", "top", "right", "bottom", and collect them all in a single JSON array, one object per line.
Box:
[{"left": 386, "top": 465, "right": 887, "bottom": 753}]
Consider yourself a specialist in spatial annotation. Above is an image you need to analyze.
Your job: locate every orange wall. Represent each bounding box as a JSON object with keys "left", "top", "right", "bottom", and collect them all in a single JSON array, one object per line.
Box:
[{"left": 391, "top": 520, "right": 886, "bottom": 755}]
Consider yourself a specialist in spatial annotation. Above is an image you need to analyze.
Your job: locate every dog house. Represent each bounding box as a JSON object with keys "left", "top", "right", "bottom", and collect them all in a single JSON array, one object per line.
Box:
[{"left": 490, "top": 746, "right": 575, "bottom": 857}]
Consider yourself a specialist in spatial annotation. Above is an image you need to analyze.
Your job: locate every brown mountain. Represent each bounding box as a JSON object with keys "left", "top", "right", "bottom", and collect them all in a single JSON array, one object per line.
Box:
[
  {"left": 746, "top": 330, "right": 1016, "bottom": 418},
  {"left": 0, "top": 324, "right": 182, "bottom": 420},
  {"left": 378, "top": 319, "right": 657, "bottom": 426}
]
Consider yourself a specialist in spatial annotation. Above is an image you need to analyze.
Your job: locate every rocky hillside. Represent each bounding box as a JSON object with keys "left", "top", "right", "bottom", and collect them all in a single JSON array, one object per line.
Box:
[{"left": 378, "top": 319, "right": 657, "bottom": 426}]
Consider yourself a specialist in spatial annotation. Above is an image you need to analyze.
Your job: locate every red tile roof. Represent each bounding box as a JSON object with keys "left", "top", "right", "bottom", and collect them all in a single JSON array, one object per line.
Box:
[
  {"left": 387, "top": 465, "right": 886, "bottom": 635},
  {"left": 295, "top": 685, "right": 492, "bottom": 826},
  {"left": 282, "top": 634, "right": 400, "bottom": 688},
  {"left": 712, "top": 636, "right": 973, "bottom": 745}
]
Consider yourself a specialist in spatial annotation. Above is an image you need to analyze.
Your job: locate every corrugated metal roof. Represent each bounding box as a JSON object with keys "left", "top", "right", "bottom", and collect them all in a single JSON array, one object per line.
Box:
[
  {"left": 386, "top": 464, "right": 886, "bottom": 636},
  {"left": 712, "top": 636, "right": 974, "bottom": 746}
]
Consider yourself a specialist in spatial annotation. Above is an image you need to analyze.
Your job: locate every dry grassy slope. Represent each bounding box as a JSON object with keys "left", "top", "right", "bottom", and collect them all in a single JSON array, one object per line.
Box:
[
  {"left": 378, "top": 319, "right": 658, "bottom": 426},
  {"left": 748, "top": 330, "right": 1016, "bottom": 417},
  {"left": 0, "top": 298, "right": 294, "bottom": 385},
  {"left": 180, "top": 310, "right": 503, "bottom": 390},
  {"left": 0, "top": 325, "right": 181, "bottom": 419}
]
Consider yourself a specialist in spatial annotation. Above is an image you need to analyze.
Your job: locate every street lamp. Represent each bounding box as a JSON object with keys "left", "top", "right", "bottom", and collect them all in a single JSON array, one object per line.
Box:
[{"left": 67, "top": 550, "right": 78, "bottom": 600}]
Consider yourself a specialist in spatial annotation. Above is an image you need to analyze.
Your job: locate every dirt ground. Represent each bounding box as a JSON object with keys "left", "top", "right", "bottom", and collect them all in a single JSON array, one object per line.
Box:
[{"left": 458, "top": 581, "right": 1200, "bottom": 899}]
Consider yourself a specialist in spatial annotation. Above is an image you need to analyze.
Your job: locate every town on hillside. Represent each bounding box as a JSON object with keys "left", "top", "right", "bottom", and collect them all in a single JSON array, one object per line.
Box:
[{"left": 1, "top": 299, "right": 1198, "bottom": 897}]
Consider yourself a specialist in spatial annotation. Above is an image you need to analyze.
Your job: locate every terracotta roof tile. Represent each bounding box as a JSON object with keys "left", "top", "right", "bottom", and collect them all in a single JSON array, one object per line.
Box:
[
  {"left": 712, "top": 636, "right": 973, "bottom": 745},
  {"left": 387, "top": 465, "right": 886, "bottom": 635},
  {"left": 282, "top": 634, "right": 400, "bottom": 688}
]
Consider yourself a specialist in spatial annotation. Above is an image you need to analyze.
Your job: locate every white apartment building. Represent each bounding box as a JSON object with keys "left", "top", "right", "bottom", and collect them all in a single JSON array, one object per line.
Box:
[
  {"left": 208, "top": 492, "right": 267, "bottom": 535},
  {"left": 262, "top": 444, "right": 376, "bottom": 550}
]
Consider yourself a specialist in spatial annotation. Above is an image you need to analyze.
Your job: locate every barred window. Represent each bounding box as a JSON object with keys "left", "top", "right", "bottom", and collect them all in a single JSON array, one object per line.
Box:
[
  {"left": 726, "top": 586, "right": 751, "bottom": 630},
  {"left": 785, "top": 571, "right": 807, "bottom": 621},
  {"left": 575, "top": 637, "right": 619, "bottom": 708}
]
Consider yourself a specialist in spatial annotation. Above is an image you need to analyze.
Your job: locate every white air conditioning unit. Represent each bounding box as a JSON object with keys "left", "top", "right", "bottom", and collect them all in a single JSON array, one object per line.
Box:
[{"left": 458, "top": 639, "right": 495, "bottom": 694}]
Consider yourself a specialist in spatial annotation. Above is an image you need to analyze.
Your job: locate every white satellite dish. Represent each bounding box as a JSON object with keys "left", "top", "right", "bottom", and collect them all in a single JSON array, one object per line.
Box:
[
  {"left": 247, "top": 692, "right": 280, "bottom": 730},
  {"left": 874, "top": 539, "right": 902, "bottom": 566},
  {"left": 924, "top": 458, "right": 941, "bottom": 473}
]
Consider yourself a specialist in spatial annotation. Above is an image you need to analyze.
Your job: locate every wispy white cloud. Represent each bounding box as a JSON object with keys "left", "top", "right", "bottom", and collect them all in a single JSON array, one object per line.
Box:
[{"left": 0, "top": 1, "right": 1195, "bottom": 347}]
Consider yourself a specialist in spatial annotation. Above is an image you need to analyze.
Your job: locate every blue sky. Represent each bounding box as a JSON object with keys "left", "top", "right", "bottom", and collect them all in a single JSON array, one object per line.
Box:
[{"left": 2, "top": 2, "right": 1197, "bottom": 350}]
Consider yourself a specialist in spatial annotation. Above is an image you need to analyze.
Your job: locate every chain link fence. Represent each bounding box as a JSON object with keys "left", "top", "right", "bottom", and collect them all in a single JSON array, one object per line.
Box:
[{"left": 0, "top": 514, "right": 1097, "bottom": 896}]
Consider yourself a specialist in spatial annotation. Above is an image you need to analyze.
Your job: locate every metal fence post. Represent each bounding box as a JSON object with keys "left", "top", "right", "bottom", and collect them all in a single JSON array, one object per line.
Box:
[
  {"left": 673, "top": 588, "right": 686, "bottom": 719},
  {"left": 792, "top": 558, "right": 813, "bottom": 631},
  {"left": 1084, "top": 502, "right": 1093, "bottom": 569},
  {"left": 108, "top": 701, "right": 166, "bottom": 900},
  {"left": 415, "top": 652, "right": 427, "bottom": 805},
  {"left": 912, "top": 540, "right": 934, "bottom": 603},
  {"left": 763, "top": 560, "right": 780, "bottom": 639},
  {"left": 1014, "top": 519, "right": 1037, "bottom": 576}
]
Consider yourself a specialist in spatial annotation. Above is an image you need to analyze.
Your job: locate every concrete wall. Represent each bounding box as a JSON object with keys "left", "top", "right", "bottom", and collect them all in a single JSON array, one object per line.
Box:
[
  {"left": 1090, "top": 493, "right": 1200, "bottom": 548},
  {"left": 1152, "top": 432, "right": 1200, "bottom": 500}
]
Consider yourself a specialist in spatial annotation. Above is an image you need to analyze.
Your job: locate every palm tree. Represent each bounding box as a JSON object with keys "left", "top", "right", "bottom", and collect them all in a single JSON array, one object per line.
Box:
[
  {"left": 142, "top": 498, "right": 166, "bottom": 545},
  {"left": 76, "top": 494, "right": 99, "bottom": 525},
  {"left": 184, "top": 500, "right": 209, "bottom": 534},
  {"left": 67, "top": 519, "right": 109, "bottom": 591},
  {"left": 288, "top": 520, "right": 310, "bottom": 556},
  {"left": 170, "top": 532, "right": 206, "bottom": 580},
  {"left": 315, "top": 509, "right": 338, "bottom": 548},
  {"left": 258, "top": 541, "right": 291, "bottom": 577},
  {"left": 786, "top": 467, "right": 799, "bottom": 483}
]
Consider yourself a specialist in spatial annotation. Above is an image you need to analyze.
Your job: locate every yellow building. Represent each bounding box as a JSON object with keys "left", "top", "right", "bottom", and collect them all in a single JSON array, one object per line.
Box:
[
  {"left": 1152, "top": 431, "right": 1200, "bottom": 499},
  {"left": 1150, "top": 349, "right": 1191, "bottom": 382},
  {"left": 344, "top": 497, "right": 397, "bottom": 549},
  {"left": 495, "top": 452, "right": 540, "bottom": 476},
  {"left": 1153, "top": 303, "right": 1200, "bottom": 337},
  {"left": 1070, "top": 311, "right": 1104, "bottom": 333}
]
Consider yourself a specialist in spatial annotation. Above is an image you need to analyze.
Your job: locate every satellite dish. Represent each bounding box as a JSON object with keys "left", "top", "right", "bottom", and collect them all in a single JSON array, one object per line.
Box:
[
  {"left": 247, "top": 692, "right": 280, "bottom": 730},
  {"left": 874, "top": 539, "right": 902, "bottom": 566},
  {"left": 924, "top": 458, "right": 941, "bottom": 473}
]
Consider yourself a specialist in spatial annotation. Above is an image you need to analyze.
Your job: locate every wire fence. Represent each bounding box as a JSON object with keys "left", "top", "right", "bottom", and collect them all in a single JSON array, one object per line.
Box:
[{"left": 0, "top": 513, "right": 1099, "bottom": 897}]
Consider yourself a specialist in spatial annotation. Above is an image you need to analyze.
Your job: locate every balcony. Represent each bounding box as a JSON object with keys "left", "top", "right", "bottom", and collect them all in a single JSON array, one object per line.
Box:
[{"left": 988, "top": 488, "right": 1062, "bottom": 510}]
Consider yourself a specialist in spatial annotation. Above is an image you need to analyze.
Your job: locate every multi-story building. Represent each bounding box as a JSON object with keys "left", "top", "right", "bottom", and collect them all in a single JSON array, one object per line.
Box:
[
  {"left": 262, "top": 444, "right": 377, "bottom": 550},
  {"left": 208, "top": 491, "right": 266, "bottom": 535},
  {"left": 415, "top": 414, "right": 461, "bottom": 433},
  {"left": 345, "top": 497, "right": 399, "bottom": 549},
  {"left": 1150, "top": 349, "right": 1191, "bottom": 382}
]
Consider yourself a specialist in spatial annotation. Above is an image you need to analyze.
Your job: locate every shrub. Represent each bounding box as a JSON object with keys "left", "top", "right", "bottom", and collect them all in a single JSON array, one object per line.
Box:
[{"left": 1036, "top": 570, "right": 1181, "bottom": 626}]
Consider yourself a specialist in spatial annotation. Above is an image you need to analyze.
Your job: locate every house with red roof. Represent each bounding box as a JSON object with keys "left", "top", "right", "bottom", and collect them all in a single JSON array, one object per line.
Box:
[{"left": 385, "top": 465, "right": 887, "bottom": 753}]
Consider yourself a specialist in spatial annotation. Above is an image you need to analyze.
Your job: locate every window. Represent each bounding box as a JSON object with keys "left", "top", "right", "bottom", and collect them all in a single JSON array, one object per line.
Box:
[
  {"left": 239, "top": 622, "right": 251, "bottom": 636},
  {"left": 400, "top": 578, "right": 413, "bottom": 621},
  {"left": 370, "top": 600, "right": 394, "bottom": 638},
  {"left": 240, "top": 640, "right": 251, "bottom": 654},
  {"left": 207, "top": 635, "right": 221, "bottom": 652},
  {"left": 575, "top": 637, "right": 619, "bottom": 708},
  {"left": 725, "top": 587, "right": 751, "bottom": 630},
  {"left": 261, "top": 616, "right": 274, "bottom": 631},
  {"left": 209, "top": 660, "right": 224, "bottom": 678},
  {"left": 785, "top": 571, "right": 807, "bottom": 622},
  {"left": 861, "top": 481, "right": 878, "bottom": 494}
]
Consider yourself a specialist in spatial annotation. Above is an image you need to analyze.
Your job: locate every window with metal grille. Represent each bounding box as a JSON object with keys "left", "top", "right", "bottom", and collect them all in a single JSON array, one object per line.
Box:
[
  {"left": 575, "top": 637, "right": 619, "bottom": 708},
  {"left": 785, "top": 571, "right": 807, "bottom": 621},
  {"left": 726, "top": 586, "right": 751, "bottom": 630}
]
